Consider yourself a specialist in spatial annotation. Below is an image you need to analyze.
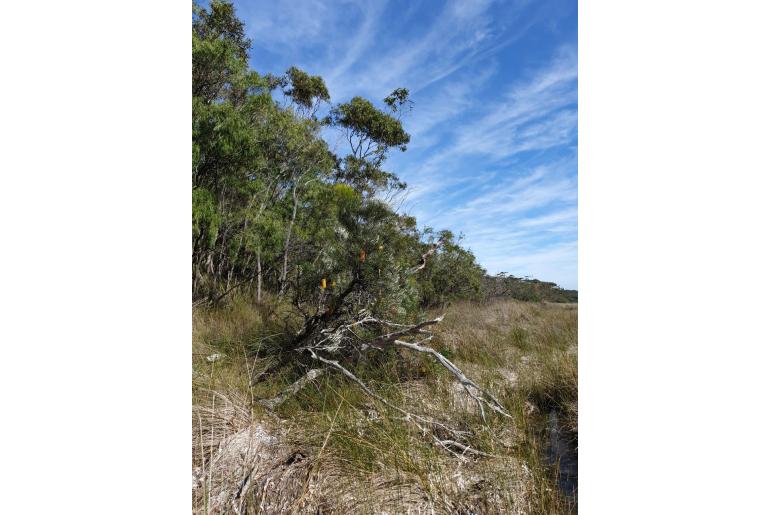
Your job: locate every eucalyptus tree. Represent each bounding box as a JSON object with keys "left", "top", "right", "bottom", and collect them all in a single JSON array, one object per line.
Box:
[
  {"left": 326, "top": 92, "right": 411, "bottom": 196},
  {"left": 192, "top": 0, "right": 261, "bottom": 297},
  {"left": 191, "top": 1, "right": 489, "bottom": 313}
]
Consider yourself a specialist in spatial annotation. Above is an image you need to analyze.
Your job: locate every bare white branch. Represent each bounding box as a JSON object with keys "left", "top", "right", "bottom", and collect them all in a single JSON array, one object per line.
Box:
[
  {"left": 391, "top": 339, "right": 511, "bottom": 420},
  {"left": 258, "top": 368, "right": 326, "bottom": 410},
  {"left": 409, "top": 238, "right": 444, "bottom": 274}
]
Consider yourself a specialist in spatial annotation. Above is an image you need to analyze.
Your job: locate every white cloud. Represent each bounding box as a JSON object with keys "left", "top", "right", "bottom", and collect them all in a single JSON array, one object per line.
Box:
[
  {"left": 404, "top": 64, "right": 497, "bottom": 147},
  {"left": 323, "top": 0, "right": 533, "bottom": 100},
  {"left": 323, "top": 0, "right": 388, "bottom": 88},
  {"left": 407, "top": 158, "right": 577, "bottom": 288},
  {"left": 243, "top": 0, "right": 340, "bottom": 50},
  {"left": 516, "top": 207, "right": 576, "bottom": 228},
  {"left": 395, "top": 45, "right": 577, "bottom": 209},
  {"left": 237, "top": 0, "right": 578, "bottom": 288},
  {"left": 452, "top": 46, "right": 577, "bottom": 158}
]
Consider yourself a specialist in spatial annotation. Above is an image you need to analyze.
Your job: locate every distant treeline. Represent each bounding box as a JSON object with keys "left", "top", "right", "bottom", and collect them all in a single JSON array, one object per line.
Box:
[{"left": 482, "top": 273, "right": 578, "bottom": 303}]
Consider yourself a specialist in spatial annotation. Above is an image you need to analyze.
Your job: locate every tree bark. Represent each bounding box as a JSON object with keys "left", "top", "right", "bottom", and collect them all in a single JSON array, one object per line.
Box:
[
  {"left": 279, "top": 180, "right": 299, "bottom": 296},
  {"left": 256, "top": 246, "right": 262, "bottom": 303}
]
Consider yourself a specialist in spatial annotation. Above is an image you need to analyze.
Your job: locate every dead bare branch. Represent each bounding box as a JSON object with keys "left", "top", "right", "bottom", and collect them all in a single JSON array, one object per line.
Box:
[
  {"left": 309, "top": 350, "right": 496, "bottom": 459},
  {"left": 368, "top": 315, "right": 444, "bottom": 346},
  {"left": 258, "top": 368, "right": 326, "bottom": 410},
  {"left": 391, "top": 338, "right": 511, "bottom": 420},
  {"left": 409, "top": 238, "right": 444, "bottom": 274},
  {"left": 251, "top": 230, "right": 510, "bottom": 459}
]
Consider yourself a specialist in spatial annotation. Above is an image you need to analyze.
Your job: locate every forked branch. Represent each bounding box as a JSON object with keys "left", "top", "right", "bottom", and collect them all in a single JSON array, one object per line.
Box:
[{"left": 409, "top": 238, "right": 443, "bottom": 274}]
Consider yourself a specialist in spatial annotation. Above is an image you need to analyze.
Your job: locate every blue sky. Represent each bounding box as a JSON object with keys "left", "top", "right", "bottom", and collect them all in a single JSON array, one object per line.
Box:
[{"left": 230, "top": 0, "right": 577, "bottom": 289}]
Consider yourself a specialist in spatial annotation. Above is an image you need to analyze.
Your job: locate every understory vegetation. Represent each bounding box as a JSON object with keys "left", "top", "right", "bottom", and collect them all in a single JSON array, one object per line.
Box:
[
  {"left": 193, "top": 298, "right": 577, "bottom": 514},
  {"left": 192, "top": 3, "right": 577, "bottom": 513}
]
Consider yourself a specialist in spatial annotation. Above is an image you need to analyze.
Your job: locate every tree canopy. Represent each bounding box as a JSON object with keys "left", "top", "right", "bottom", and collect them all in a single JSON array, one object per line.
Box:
[{"left": 192, "top": 1, "right": 568, "bottom": 315}]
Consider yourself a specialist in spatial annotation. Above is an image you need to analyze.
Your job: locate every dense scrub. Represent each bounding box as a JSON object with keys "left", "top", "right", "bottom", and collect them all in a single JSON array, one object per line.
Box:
[
  {"left": 192, "top": 1, "right": 485, "bottom": 315},
  {"left": 482, "top": 274, "right": 578, "bottom": 303}
]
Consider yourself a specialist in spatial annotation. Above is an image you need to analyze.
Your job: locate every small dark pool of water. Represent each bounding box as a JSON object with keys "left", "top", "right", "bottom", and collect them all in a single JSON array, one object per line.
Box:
[{"left": 545, "top": 410, "right": 578, "bottom": 498}]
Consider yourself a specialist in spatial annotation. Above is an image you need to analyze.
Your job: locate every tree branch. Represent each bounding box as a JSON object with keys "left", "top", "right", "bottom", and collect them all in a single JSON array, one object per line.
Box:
[
  {"left": 257, "top": 368, "right": 326, "bottom": 410},
  {"left": 308, "top": 350, "right": 490, "bottom": 457},
  {"left": 391, "top": 338, "right": 511, "bottom": 420},
  {"left": 410, "top": 238, "right": 444, "bottom": 274}
]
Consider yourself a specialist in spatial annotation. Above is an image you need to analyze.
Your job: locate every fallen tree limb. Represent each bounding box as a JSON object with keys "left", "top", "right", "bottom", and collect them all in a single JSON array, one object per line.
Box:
[
  {"left": 391, "top": 338, "right": 511, "bottom": 421},
  {"left": 367, "top": 315, "right": 444, "bottom": 346},
  {"left": 257, "top": 368, "right": 326, "bottom": 410},
  {"left": 309, "top": 350, "right": 496, "bottom": 459},
  {"left": 252, "top": 237, "right": 513, "bottom": 458}
]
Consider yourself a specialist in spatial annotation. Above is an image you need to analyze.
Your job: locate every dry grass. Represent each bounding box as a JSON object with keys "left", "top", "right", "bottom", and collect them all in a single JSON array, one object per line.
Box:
[{"left": 192, "top": 297, "right": 577, "bottom": 514}]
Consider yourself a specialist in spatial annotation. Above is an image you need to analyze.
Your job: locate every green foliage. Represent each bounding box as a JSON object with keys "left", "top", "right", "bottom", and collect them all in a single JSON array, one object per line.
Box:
[
  {"left": 328, "top": 96, "right": 410, "bottom": 153},
  {"left": 191, "top": 2, "right": 573, "bottom": 315},
  {"left": 384, "top": 87, "right": 412, "bottom": 114},
  {"left": 192, "top": 187, "right": 219, "bottom": 246},
  {"left": 416, "top": 230, "right": 486, "bottom": 307},
  {"left": 192, "top": 1, "right": 262, "bottom": 104},
  {"left": 483, "top": 273, "right": 578, "bottom": 303},
  {"left": 283, "top": 66, "right": 330, "bottom": 113},
  {"left": 324, "top": 92, "right": 412, "bottom": 196},
  {"left": 193, "top": 0, "right": 250, "bottom": 59}
]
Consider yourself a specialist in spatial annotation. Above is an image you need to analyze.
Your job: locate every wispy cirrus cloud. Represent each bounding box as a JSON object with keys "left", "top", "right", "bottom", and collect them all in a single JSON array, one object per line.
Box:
[
  {"left": 234, "top": 0, "right": 578, "bottom": 288},
  {"left": 398, "top": 46, "right": 577, "bottom": 204},
  {"left": 452, "top": 46, "right": 577, "bottom": 156},
  {"left": 243, "top": 0, "right": 342, "bottom": 50},
  {"left": 324, "top": 0, "right": 510, "bottom": 100},
  {"left": 404, "top": 64, "right": 498, "bottom": 149},
  {"left": 395, "top": 44, "right": 579, "bottom": 285},
  {"left": 240, "top": 0, "right": 533, "bottom": 101}
]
